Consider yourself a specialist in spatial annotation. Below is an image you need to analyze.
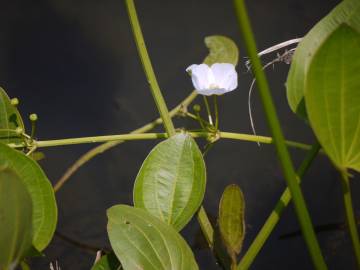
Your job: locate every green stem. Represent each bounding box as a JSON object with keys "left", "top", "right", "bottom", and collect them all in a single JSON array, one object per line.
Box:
[
  {"left": 125, "top": 1, "right": 215, "bottom": 262},
  {"left": 233, "top": 1, "right": 327, "bottom": 269},
  {"left": 238, "top": 143, "right": 321, "bottom": 269},
  {"left": 8, "top": 131, "right": 312, "bottom": 151},
  {"left": 186, "top": 112, "right": 211, "bottom": 128},
  {"left": 196, "top": 206, "right": 214, "bottom": 249},
  {"left": 214, "top": 95, "right": 219, "bottom": 130},
  {"left": 219, "top": 132, "right": 311, "bottom": 151},
  {"left": 203, "top": 96, "right": 214, "bottom": 125},
  {"left": 340, "top": 169, "right": 360, "bottom": 267},
  {"left": 125, "top": 0, "right": 175, "bottom": 136}
]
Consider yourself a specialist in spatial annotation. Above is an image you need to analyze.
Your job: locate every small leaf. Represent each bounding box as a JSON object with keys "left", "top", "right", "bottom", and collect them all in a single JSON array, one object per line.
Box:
[
  {"left": 0, "top": 143, "right": 57, "bottom": 251},
  {"left": 91, "top": 252, "right": 122, "bottom": 270},
  {"left": 107, "top": 205, "right": 199, "bottom": 270},
  {"left": 30, "top": 151, "right": 46, "bottom": 162},
  {"left": 286, "top": 0, "right": 360, "bottom": 119},
  {"left": 203, "top": 35, "right": 239, "bottom": 66},
  {"left": 218, "top": 184, "right": 245, "bottom": 255},
  {"left": 0, "top": 87, "right": 25, "bottom": 144},
  {"left": 24, "top": 246, "right": 43, "bottom": 258},
  {"left": 305, "top": 24, "right": 360, "bottom": 172},
  {"left": 133, "top": 133, "right": 206, "bottom": 231},
  {"left": 0, "top": 166, "right": 33, "bottom": 269}
]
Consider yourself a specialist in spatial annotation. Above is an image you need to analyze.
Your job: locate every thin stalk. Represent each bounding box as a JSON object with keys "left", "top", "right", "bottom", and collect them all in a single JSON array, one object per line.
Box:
[
  {"left": 219, "top": 132, "right": 311, "bottom": 151},
  {"left": 214, "top": 95, "right": 219, "bottom": 130},
  {"left": 340, "top": 169, "right": 360, "bottom": 267},
  {"left": 186, "top": 112, "right": 211, "bottom": 129},
  {"left": 197, "top": 206, "right": 214, "bottom": 249},
  {"left": 125, "top": 0, "right": 215, "bottom": 261},
  {"left": 35, "top": 133, "right": 166, "bottom": 148},
  {"left": 233, "top": 1, "right": 327, "bottom": 269},
  {"left": 125, "top": 0, "right": 175, "bottom": 136},
  {"left": 203, "top": 96, "right": 214, "bottom": 125},
  {"left": 238, "top": 143, "right": 321, "bottom": 269},
  {"left": 8, "top": 131, "right": 312, "bottom": 151},
  {"left": 54, "top": 91, "right": 198, "bottom": 192}
]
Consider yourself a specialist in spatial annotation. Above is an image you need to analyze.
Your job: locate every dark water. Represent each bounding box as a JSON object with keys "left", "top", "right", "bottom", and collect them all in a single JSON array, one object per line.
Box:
[{"left": 1, "top": 0, "right": 359, "bottom": 269}]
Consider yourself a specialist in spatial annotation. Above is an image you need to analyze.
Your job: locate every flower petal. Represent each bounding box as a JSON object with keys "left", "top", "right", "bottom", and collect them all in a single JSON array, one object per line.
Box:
[
  {"left": 211, "top": 63, "right": 238, "bottom": 91},
  {"left": 196, "top": 88, "right": 228, "bottom": 96},
  {"left": 186, "top": 64, "right": 213, "bottom": 91}
]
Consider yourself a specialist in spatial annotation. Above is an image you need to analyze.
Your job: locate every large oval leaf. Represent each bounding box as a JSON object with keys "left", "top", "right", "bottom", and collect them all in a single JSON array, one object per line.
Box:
[
  {"left": 107, "top": 205, "right": 199, "bottom": 270},
  {"left": 133, "top": 133, "right": 206, "bottom": 231},
  {"left": 305, "top": 25, "right": 360, "bottom": 172},
  {"left": 0, "top": 167, "right": 32, "bottom": 269},
  {"left": 218, "top": 184, "right": 245, "bottom": 255},
  {"left": 203, "top": 35, "right": 239, "bottom": 66},
  {"left": 0, "top": 143, "right": 57, "bottom": 251},
  {"left": 0, "top": 87, "right": 25, "bottom": 144},
  {"left": 286, "top": 0, "right": 360, "bottom": 119}
]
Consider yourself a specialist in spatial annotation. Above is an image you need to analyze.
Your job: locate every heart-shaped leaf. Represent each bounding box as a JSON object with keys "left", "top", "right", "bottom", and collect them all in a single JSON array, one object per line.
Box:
[
  {"left": 218, "top": 184, "right": 245, "bottom": 255},
  {"left": 107, "top": 205, "right": 199, "bottom": 270},
  {"left": 133, "top": 133, "right": 206, "bottom": 231},
  {"left": 0, "top": 166, "right": 32, "bottom": 269},
  {"left": 286, "top": 0, "right": 360, "bottom": 119},
  {"left": 0, "top": 87, "right": 25, "bottom": 144},
  {"left": 203, "top": 35, "right": 239, "bottom": 66},
  {"left": 0, "top": 143, "right": 57, "bottom": 251},
  {"left": 305, "top": 24, "right": 360, "bottom": 172}
]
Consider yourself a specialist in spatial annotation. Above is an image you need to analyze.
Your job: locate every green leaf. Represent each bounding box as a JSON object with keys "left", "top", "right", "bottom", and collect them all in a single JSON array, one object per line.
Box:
[
  {"left": 0, "top": 166, "right": 32, "bottom": 269},
  {"left": 91, "top": 253, "right": 122, "bottom": 270},
  {"left": 0, "top": 87, "right": 25, "bottom": 144},
  {"left": 107, "top": 205, "right": 199, "bottom": 270},
  {"left": 203, "top": 35, "right": 239, "bottom": 66},
  {"left": 0, "top": 143, "right": 57, "bottom": 251},
  {"left": 286, "top": 0, "right": 360, "bottom": 119},
  {"left": 133, "top": 133, "right": 206, "bottom": 231},
  {"left": 218, "top": 184, "right": 245, "bottom": 255},
  {"left": 305, "top": 24, "right": 360, "bottom": 172},
  {"left": 24, "top": 246, "right": 43, "bottom": 258}
]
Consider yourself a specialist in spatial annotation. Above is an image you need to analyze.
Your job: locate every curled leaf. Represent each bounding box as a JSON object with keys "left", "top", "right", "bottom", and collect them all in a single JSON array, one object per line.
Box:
[{"left": 218, "top": 184, "right": 245, "bottom": 255}]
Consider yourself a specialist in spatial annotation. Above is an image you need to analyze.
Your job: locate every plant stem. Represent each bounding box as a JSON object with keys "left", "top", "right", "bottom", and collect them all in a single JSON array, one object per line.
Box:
[
  {"left": 8, "top": 131, "right": 312, "bottom": 151},
  {"left": 125, "top": 0, "right": 175, "bottom": 136},
  {"left": 214, "top": 95, "right": 219, "bottom": 130},
  {"left": 125, "top": 1, "right": 215, "bottom": 263},
  {"left": 340, "top": 168, "right": 360, "bottom": 267},
  {"left": 219, "top": 132, "right": 311, "bottom": 151},
  {"left": 197, "top": 206, "right": 214, "bottom": 248},
  {"left": 54, "top": 91, "right": 197, "bottom": 192},
  {"left": 203, "top": 96, "right": 214, "bottom": 125},
  {"left": 233, "top": 1, "right": 327, "bottom": 269},
  {"left": 238, "top": 142, "right": 321, "bottom": 269}
]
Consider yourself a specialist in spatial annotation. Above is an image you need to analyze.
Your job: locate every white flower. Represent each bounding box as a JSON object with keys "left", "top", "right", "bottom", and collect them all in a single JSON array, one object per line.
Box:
[{"left": 186, "top": 63, "right": 238, "bottom": 96}]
